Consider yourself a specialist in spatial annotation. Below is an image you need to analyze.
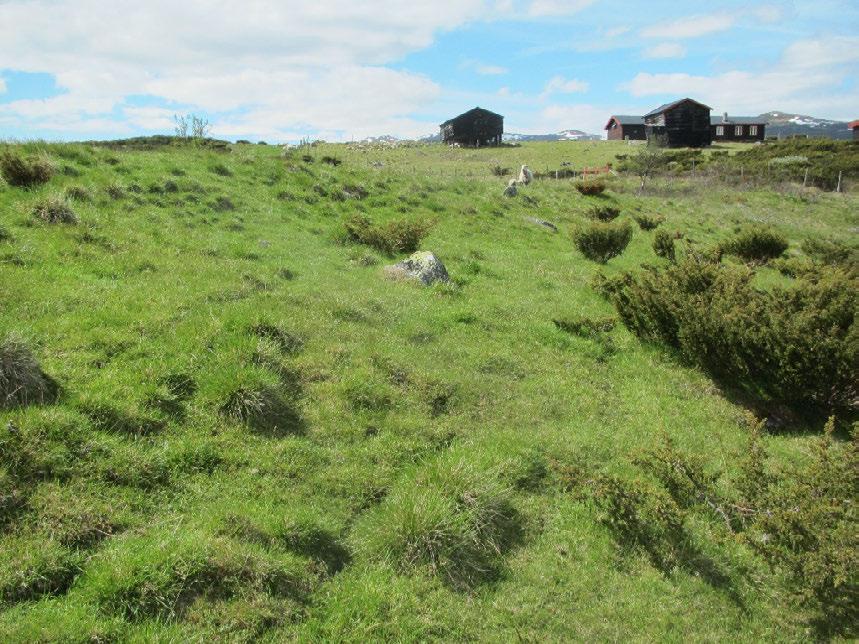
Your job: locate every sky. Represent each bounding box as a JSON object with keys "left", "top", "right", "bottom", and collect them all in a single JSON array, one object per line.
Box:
[{"left": 0, "top": 0, "right": 857, "bottom": 142}]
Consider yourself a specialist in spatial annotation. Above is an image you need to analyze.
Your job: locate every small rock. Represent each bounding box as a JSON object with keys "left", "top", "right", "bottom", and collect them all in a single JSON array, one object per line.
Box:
[
  {"left": 524, "top": 216, "right": 558, "bottom": 233},
  {"left": 503, "top": 179, "right": 518, "bottom": 197},
  {"left": 384, "top": 251, "right": 450, "bottom": 285}
]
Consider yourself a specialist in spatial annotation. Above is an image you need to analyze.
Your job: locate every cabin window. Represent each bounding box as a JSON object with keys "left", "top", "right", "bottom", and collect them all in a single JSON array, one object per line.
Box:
[
  {"left": 716, "top": 125, "right": 724, "bottom": 136},
  {"left": 749, "top": 125, "right": 758, "bottom": 136},
  {"left": 735, "top": 125, "right": 743, "bottom": 136}
]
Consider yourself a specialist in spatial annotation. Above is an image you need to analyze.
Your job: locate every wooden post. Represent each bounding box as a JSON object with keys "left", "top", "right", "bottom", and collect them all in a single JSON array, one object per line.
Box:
[
  {"left": 740, "top": 166, "right": 744, "bottom": 181},
  {"left": 691, "top": 159, "right": 695, "bottom": 176},
  {"left": 803, "top": 168, "right": 808, "bottom": 187},
  {"left": 836, "top": 171, "right": 842, "bottom": 193}
]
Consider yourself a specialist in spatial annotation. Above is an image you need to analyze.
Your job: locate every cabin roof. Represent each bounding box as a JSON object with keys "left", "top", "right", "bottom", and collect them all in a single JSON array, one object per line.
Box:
[
  {"left": 849, "top": 120, "right": 859, "bottom": 129},
  {"left": 605, "top": 115, "right": 644, "bottom": 129},
  {"left": 440, "top": 106, "right": 503, "bottom": 127},
  {"left": 643, "top": 98, "right": 712, "bottom": 118},
  {"left": 711, "top": 116, "right": 767, "bottom": 125}
]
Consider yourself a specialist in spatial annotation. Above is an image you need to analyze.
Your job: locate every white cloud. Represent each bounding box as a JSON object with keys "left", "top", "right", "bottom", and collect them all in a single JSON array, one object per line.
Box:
[
  {"left": 0, "top": 0, "right": 507, "bottom": 139},
  {"left": 622, "top": 36, "right": 859, "bottom": 120},
  {"left": 541, "top": 76, "right": 589, "bottom": 99},
  {"left": 476, "top": 64, "right": 508, "bottom": 75},
  {"left": 605, "top": 26, "right": 631, "bottom": 38},
  {"left": 641, "top": 13, "right": 735, "bottom": 39},
  {"left": 527, "top": 0, "right": 596, "bottom": 17},
  {"left": 530, "top": 103, "right": 614, "bottom": 136},
  {"left": 643, "top": 42, "right": 687, "bottom": 59}
]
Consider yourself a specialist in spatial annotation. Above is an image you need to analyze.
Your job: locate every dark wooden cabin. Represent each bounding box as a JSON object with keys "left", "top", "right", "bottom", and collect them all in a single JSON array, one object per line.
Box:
[
  {"left": 850, "top": 120, "right": 859, "bottom": 141},
  {"left": 605, "top": 115, "right": 646, "bottom": 141},
  {"left": 711, "top": 113, "right": 767, "bottom": 142},
  {"left": 643, "top": 98, "right": 712, "bottom": 148},
  {"left": 440, "top": 107, "right": 503, "bottom": 147}
]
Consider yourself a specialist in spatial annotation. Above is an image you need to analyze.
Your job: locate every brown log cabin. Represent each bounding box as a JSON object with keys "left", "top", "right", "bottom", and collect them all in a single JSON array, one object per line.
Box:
[
  {"left": 604, "top": 115, "right": 646, "bottom": 141},
  {"left": 643, "top": 98, "right": 712, "bottom": 147},
  {"left": 440, "top": 107, "right": 503, "bottom": 147}
]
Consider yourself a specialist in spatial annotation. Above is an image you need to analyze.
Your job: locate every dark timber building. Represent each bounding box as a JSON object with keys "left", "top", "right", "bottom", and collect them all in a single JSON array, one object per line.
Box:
[
  {"left": 604, "top": 115, "right": 646, "bottom": 141},
  {"left": 643, "top": 98, "right": 712, "bottom": 148},
  {"left": 440, "top": 107, "right": 503, "bottom": 147},
  {"left": 711, "top": 113, "right": 767, "bottom": 142}
]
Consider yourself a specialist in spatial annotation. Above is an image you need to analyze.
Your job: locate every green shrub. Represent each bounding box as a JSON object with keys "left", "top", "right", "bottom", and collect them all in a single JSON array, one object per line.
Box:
[
  {"left": 801, "top": 238, "right": 858, "bottom": 274},
  {"left": 601, "top": 257, "right": 857, "bottom": 411},
  {"left": 574, "top": 179, "right": 606, "bottom": 196},
  {"left": 351, "top": 456, "right": 519, "bottom": 588},
  {"left": 722, "top": 227, "right": 788, "bottom": 263},
  {"left": 586, "top": 205, "right": 620, "bottom": 221},
  {"left": 633, "top": 421, "right": 858, "bottom": 638},
  {"left": 0, "top": 335, "right": 56, "bottom": 409},
  {"left": 32, "top": 197, "right": 78, "bottom": 224},
  {"left": 343, "top": 214, "right": 431, "bottom": 255},
  {"left": 0, "top": 151, "right": 54, "bottom": 188},
  {"left": 633, "top": 213, "right": 664, "bottom": 230},
  {"left": 652, "top": 229, "right": 675, "bottom": 261},
  {"left": 573, "top": 220, "right": 633, "bottom": 263}
]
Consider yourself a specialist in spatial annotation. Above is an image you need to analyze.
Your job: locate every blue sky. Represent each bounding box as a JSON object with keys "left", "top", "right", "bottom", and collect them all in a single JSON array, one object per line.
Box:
[{"left": 0, "top": 0, "right": 857, "bottom": 142}]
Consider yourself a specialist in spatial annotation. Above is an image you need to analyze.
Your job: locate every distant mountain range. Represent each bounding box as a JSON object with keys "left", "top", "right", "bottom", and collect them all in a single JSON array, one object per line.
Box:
[
  {"left": 757, "top": 111, "right": 853, "bottom": 140},
  {"left": 357, "top": 111, "right": 854, "bottom": 144}
]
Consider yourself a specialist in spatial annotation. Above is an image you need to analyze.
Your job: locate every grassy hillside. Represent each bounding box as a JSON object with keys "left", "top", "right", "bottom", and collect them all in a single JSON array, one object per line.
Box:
[{"left": 0, "top": 139, "right": 856, "bottom": 641}]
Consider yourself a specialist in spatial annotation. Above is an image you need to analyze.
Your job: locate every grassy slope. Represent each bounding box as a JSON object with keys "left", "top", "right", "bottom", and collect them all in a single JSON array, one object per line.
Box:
[{"left": 0, "top": 140, "right": 856, "bottom": 641}]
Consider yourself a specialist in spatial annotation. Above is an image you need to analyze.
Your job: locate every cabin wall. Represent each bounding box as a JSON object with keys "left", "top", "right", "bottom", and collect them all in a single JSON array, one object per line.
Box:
[
  {"left": 854, "top": 126, "right": 859, "bottom": 141},
  {"left": 712, "top": 124, "right": 766, "bottom": 143}
]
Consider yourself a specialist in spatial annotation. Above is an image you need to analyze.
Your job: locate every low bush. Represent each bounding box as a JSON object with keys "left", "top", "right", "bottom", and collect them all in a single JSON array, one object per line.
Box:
[
  {"left": 574, "top": 179, "right": 606, "bottom": 196},
  {"left": 211, "top": 163, "right": 232, "bottom": 177},
  {"left": 1, "top": 335, "right": 57, "bottom": 409},
  {"left": 722, "top": 227, "right": 788, "bottom": 263},
  {"left": 32, "top": 197, "right": 78, "bottom": 224},
  {"left": 801, "top": 238, "right": 858, "bottom": 274},
  {"left": 351, "top": 456, "right": 519, "bottom": 588},
  {"left": 635, "top": 422, "right": 857, "bottom": 638},
  {"left": 343, "top": 214, "right": 431, "bottom": 255},
  {"left": 652, "top": 229, "right": 676, "bottom": 261},
  {"left": 601, "top": 257, "right": 857, "bottom": 411},
  {"left": 573, "top": 220, "right": 632, "bottom": 263},
  {"left": 633, "top": 213, "right": 664, "bottom": 230},
  {"left": 0, "top": 151, "right": 54, "bottom": 188},
  {"left": 553, "top": 315, "right": 615, "bottom": 337},
  {"left": 586, "top": 205, "right": 620, "bottom": 221}
]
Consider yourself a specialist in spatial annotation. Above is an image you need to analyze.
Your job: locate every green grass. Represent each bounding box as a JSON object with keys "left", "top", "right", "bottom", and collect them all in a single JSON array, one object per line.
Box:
[{"left": 0, "top": 139, "right": 856, "bottom": 640}]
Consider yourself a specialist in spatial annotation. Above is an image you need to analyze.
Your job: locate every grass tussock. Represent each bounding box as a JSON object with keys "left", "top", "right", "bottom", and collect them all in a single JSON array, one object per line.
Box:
[
  {"left": 0, "top": 335, "right": 57, "bottom": 409},
  {"left": 0, "top": 151, "right": 54, "bottom": 188},
  {"left": 652, "top": 229, "right": 676, "bottom": 261},
  {"left": 351, "top": 456, "right": 520, "bottom": 589},
  {"left": 32, "top": 197, "right": 78, "bottom": 224}
]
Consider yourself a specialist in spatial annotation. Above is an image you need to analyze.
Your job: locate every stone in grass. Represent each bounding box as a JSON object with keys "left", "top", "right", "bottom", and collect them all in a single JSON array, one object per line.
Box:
[
  {"left": 503, "top": 179, "right": 518, "bottom": 197},
  {"left": 524, "top": 216, "right": 558, "bottom": 233},
  {"left": 384, "top": 251, "right": 450, "bottom": 286}
]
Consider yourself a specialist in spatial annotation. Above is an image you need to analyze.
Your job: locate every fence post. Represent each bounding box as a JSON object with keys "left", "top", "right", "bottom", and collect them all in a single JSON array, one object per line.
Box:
[
  {"left": 803, "top": 168, "right": 808, "bottom": 188},
  {"left": 836, "top": 171, "right": 842, "bottom": 193}
]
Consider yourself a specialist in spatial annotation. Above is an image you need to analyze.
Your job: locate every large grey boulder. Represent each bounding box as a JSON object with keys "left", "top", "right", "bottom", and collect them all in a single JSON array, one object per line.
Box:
[{"left": 384, "top": 251, "right": 450, "bottom": 285}]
